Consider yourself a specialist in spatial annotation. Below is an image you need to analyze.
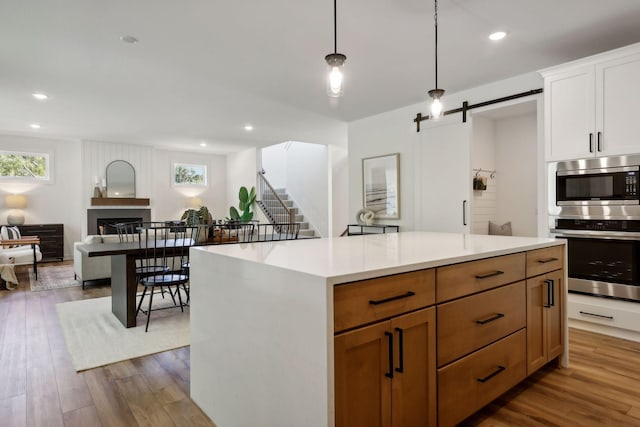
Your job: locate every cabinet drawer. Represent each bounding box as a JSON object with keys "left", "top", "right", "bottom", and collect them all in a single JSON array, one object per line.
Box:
[
  {"left": 437, "top": 281, "right": 526, "bottom": 366},
  {"left": 334, "top": 269, "right": 435, "bottom": 333},
  {"left": 568, "top": 293, "right": 640, "bottom": 333},
  {"left": 437, "top": 329, "right": 527, "bottom": 427},
  {"left": 436, "top": 253, "right": 525, "bottom": 303},
  {"left": 526, "top": 245, "right": 563, "bottom": 277}
]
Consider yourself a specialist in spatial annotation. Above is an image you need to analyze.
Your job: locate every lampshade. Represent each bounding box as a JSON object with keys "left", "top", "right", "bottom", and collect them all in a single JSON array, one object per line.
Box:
[
  {"left": 5, "top": 194, "right": 27, "bottom": 209},
  {"left": 187, "top": 197, "right": 203, "bottom": 208}
]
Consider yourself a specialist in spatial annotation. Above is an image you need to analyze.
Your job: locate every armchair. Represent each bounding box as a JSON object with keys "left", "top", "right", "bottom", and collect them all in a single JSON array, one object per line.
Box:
[{"left": 0, "top": 232, "right": 42, "bottom": 279}]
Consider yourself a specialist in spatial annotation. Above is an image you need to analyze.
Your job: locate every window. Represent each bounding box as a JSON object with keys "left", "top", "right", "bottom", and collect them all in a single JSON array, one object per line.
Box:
[
  {"left": 0, "top": 151, "right": 51, "bottom": 181},
  {"left": 172, "top": 163, "right": 207, "bottom": 186}
]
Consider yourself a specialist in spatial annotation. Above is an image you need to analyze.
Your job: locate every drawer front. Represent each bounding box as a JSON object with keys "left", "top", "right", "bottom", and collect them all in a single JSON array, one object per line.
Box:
[
  {"left": 437, "top": 329, "right": 527, "bottom": 427},
  {"left": 334, "top": 269, "right": 435, "bottom": 333},
  {"left": 568, "top": 294, "right": 640, "bottom": 333},
  {"left": 18, "top": 224, "right": 63, "bottom": 236},
  {"left": 436, "top": 253, "right": 525, "bottom": 303},
  {"left": 437, "top": 281, "right": 526, "bottom": 366},
  {"left": 526, "top": 245, "right": 563, "bottom": 278}
]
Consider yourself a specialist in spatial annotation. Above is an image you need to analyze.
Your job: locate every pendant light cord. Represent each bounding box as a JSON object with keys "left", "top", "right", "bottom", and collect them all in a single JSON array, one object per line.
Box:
[
  {"left": 333, "top": 0, "right": 338, "bottom": 54},
  {"left": 434, "top": 0, "right": 439, "bottom": 89}
]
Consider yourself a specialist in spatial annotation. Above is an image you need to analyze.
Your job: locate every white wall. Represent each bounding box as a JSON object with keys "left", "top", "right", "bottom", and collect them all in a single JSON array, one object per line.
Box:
[
  {"left": 226, "top": 148, "right": 258, "bottom": 220},
  {"left": 261, "top": 143, "right": 287, "bottom": 189},
  {"left": 348, "top": 72, "right": 543, "bottom": 232},
  {"left": 495, "top": 113, "right": 538, "bottom": 236},
  {"left": 152, "top": 149, "right": 227, "bottom": 222},
  {"left": 470, "top": 116, "right": 497, "bottom": 234},
  {"left": 284, "top": 142, "right": 328, "bottom": 237},
  {"left": 0, "top": 133, "right": 82, "bottom": 259},
  {"left": 329, "top": 144, "right": 349, "bottom": 236}
]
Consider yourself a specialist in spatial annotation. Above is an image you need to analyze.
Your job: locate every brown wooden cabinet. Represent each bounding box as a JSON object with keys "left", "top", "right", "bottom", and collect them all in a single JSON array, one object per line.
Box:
[
  {"left": 526, "top": 269, "right": 564, "bottom": 374},
  {"left": 334, "top": 307, "right": 436, "bottom": 427},
  {"left": 16, "top": 223, "right": 64, "bottom": 262}
]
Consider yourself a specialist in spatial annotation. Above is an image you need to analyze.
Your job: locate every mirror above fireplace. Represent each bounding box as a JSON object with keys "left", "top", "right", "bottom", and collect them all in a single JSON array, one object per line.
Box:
[{"left": 106, "top": 160, "right": 135, "bottom": 198}]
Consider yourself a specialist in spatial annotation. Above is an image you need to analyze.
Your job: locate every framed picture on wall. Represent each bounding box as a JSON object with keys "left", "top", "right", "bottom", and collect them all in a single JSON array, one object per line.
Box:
[
  {"left": 362, "top": 153, "right": 400, "bottom": 219},
  {"left": 172, "top": 162, "right": 208, "bottom": 187}
]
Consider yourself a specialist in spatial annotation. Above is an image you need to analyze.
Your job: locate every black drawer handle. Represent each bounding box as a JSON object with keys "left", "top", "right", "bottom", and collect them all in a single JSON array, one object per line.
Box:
[
  {"left": 475, "top": 270, "right": 504, "bottom": 279},
  {"left": 384, "top": 331, "right": 394, "bottom": 379},
  {"left": 579, "top": 311, "right": 613, "bottom": 320},
  {"left": 477, "top": 365, "right": 506, "bottom": 383},
  {"left": 537, "top": 257, "right": 559, "bottom": 264},
  {"left": 475, "top": 313, "right": 505, "bottom": 325},
  {"left": 369, "top": 291, "right": 416, "bottom": 305},
  {"left": 395, "top": 327, "right": 404, "bottom": 373}
]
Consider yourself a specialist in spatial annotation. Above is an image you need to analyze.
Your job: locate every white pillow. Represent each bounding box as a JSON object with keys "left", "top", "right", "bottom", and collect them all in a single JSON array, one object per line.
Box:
[
  {"left": 83, "top": 235, "right": 103, "bottom": 244},
  {"left": 1, "top": 226, "right": 21, "bottom": 248}
]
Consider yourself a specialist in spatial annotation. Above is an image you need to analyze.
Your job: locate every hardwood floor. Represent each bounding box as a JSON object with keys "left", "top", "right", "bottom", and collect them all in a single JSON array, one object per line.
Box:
[
  {"left": 0, "top": 263, "right": 214, "bottom": 427},
  {"left": 2, "top": 262, "right": 640, "bottom": 426}
]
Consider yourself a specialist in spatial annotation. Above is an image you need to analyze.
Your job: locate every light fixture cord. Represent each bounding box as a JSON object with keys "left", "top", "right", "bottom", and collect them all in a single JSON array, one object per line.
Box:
[
  {"left": 333, "top": 0, "right": 338, "bottom": 53},
  {"left": 434, "top": 0, "right": 439, "bottom": 89}
]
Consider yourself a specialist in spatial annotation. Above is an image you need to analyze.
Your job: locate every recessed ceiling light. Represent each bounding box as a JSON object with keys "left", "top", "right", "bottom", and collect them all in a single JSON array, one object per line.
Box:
[
  {"left": 489, "top": 31, "right": 507, "bottom": 41},
  {"left": 200, "top": 142, "right": 207, "bottom": 147},
  {"left": 244, "top": 125, "right": 254, "bottom": 131},
  {"left": 32, "top": 93, "right": 48, "bottom": 100},
  {"left": 29, "top": 123, "right": 41, "bottom": 129},
  {"left": 120, "top": 35, "right": 139, "bottom": 44}
]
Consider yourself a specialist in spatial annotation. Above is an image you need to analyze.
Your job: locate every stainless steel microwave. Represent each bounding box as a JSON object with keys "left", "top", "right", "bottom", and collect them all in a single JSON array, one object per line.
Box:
[{"left": 556, "top": 155, "right": 639, "bottom": 206}]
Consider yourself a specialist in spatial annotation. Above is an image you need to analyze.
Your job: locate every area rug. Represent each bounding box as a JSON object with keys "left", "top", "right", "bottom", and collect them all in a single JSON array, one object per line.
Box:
[
  {"left": 56, "top": 294, "right": 189, "bottom": 371},
  {"left": 29, "top": 264, "right": 80, "bottom": 291}
]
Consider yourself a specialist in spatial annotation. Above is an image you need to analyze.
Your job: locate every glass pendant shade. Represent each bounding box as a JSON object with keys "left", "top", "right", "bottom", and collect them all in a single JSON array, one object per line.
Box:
[
  {"left": 428, "top": 88, "right": 445, "bottom": 119},
  {"left": 326, "top": 53, "right": 346, "bottom": 98}
]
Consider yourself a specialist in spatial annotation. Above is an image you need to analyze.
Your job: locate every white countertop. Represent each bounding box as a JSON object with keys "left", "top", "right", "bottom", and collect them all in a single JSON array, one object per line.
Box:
[{"left": 193, "top": 231, "right": 563, "bottom": 284}]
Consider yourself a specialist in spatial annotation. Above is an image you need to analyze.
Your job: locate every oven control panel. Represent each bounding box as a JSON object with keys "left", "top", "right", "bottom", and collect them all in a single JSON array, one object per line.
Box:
[
  {"left": 556, "top": 219, "right": 640, "bottom": 232},
  {"left": 626, "top": 172, "right": 637, "bottom": 196}
]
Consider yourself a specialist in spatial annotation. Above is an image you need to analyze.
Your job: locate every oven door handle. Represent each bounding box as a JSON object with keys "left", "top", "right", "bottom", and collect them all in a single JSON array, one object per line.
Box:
[{"left": 550, "top": 230, "right": 640, "bottom": 241}]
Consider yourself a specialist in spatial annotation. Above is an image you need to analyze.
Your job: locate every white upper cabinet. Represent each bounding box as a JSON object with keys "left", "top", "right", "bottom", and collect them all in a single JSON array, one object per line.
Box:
[{"left": 542, "top": 44, "right": 640, "bottom": 161}]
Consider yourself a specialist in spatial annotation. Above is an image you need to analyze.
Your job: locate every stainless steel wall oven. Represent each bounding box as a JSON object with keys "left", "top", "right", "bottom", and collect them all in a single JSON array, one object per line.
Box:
[{"left": 551, "top": 155, "right": 640, "bottom": 302}]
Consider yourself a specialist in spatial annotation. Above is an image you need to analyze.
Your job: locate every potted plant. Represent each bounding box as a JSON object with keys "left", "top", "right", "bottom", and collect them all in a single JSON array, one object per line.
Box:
[
  {"left": 227, "top": 186, "right": 256, "bottom": 225},
  {"left": 181, "top": 205, "right": 212, "bottom": 242}
]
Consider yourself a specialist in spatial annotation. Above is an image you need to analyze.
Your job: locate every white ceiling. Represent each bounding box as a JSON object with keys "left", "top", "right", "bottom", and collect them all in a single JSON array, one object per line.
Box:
[{"left": 1, "top": 0, "right": 640, "bottom": 153}]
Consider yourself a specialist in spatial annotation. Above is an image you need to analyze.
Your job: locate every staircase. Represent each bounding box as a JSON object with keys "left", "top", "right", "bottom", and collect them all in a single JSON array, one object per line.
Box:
[{"left": 257, "top": 188, "right": 316, "bottom": 238}]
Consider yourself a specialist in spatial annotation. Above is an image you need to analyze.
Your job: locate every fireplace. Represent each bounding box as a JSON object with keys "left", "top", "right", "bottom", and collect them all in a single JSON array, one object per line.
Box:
[{"left": 87, "top": 209, "right": 151, "bottom": 235}]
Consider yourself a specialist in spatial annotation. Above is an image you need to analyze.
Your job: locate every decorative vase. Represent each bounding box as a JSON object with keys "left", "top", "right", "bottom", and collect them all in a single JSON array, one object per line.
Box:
[{"left": 93, "top": 186, "right": 102, "bottom": 198}]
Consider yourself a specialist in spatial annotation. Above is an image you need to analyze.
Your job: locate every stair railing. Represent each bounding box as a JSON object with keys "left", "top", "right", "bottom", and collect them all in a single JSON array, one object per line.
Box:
[{"left": 257, "top": 171, "right": 296, "bottom": 228}]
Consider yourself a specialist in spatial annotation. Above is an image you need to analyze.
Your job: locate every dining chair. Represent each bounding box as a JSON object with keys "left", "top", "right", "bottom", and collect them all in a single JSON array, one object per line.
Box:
[{"left": 135, "top": 224, "right": 199, "bottom": 332}]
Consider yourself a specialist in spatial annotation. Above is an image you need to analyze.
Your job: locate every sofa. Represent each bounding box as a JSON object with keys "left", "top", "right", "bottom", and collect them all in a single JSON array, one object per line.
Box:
[
  {"left": 73, "top": 235, "right": 120, "bottom": 286},
  {"left": 73, "top": 233, "right": 188, "bottom": 288}
]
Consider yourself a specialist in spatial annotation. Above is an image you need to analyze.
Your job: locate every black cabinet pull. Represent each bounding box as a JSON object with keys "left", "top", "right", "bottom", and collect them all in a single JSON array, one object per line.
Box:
[
  {"left": 550, "top": 279, "right": 555, "bottom": 307},
  {"left": 544, "top": 280, "right": 552, "bottom": 308},
  {"left": 537, "top": 257, "right": 558, "bottom": 264},
  {"left": 597, "top": 131, "right": 602, "bottom": 152},
  {"left": 395, "top": 327, "right": 404, "bottom": 373},
  {"left": 589, "top": 133, "right": 594, "bottom": 153},
  {"left": 369, "top": 291, "right": 416, "bottom": 305},
  {"left": 463, "top": 200, "right": 467, "bottom": 226},
  {"left": 475, "top": 313, "right": 505, "bottom": 325},
  {"left": 579, "top": 311, "right": 613, "bottom": 320},
  {"left": 475, "top": 270, "right": 504, "bottom": 279},
  {"left": 477, "top": 365, "right": 506, "bottom": 383},
  {"left": 384, "top": 331, "right": 394, "bottom": 378}
]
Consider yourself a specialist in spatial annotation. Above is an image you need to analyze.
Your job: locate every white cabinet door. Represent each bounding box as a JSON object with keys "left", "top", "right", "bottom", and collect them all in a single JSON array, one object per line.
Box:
[
  {"left": 544, "top": 66, "right": 596, "bottom": 161},
  {"left": 596, "top": 52, "right": 640, "bottom": 156},
  {"left": 415, "top": 118, "right": 471, "bottom": 233}
]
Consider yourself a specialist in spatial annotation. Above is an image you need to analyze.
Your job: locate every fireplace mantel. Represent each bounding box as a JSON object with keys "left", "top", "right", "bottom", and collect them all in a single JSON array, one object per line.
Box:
[{"left": 91, "top": 197, "right": 150, "bottom": 206}]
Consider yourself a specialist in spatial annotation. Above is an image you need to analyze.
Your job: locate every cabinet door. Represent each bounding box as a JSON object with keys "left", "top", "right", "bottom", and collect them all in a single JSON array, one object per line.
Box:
[
  {"left": 596, "top": 52, "right": 640, "bottom": 156},
  {"left": 390, "top": 307, "right": 436, "bottom": 427},
  {"left": 544, "top": 66, "right": 596, "bottom": 161},
  {"left": 526, "top": 270, "right": 564, "bottom": 375},
  {"left": 546, "top": 270, "right": 564, "bottom": 360},
  {"left": 416, "top": 117, "right": 471, "bottom": 233},
  {"left": 335, "top": 321, "right": 391, "bottom": 427}
]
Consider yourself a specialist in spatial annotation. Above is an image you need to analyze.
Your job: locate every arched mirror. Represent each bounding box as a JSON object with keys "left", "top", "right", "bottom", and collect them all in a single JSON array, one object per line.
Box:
[{"left": 106, "top": 160, "right": 136, "bottom": 198}]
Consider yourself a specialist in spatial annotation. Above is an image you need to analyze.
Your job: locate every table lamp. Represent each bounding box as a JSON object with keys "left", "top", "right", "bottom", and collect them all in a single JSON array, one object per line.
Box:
[{"left": 5, "top": 194, "right": 27, "bottom": 225}]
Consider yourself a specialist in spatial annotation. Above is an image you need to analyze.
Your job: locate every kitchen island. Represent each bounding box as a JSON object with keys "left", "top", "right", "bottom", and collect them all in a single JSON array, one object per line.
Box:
[{"left": 190, "top": 231, "right": 567, "bottom": 427}]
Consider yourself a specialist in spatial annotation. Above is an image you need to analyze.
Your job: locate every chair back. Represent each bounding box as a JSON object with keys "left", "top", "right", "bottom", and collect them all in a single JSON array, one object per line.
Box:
[{"left": 138, "top": 225, "right": 199, "bottom": 274}]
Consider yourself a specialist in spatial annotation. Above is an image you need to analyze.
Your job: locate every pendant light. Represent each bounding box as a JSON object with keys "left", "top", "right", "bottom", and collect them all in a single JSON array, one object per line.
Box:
[
  {"left": 325, "top": 0, "right": 346, "bottom": 97},
  {"left": 428, "top": 0, "right": 445, "bottom": 119}
]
